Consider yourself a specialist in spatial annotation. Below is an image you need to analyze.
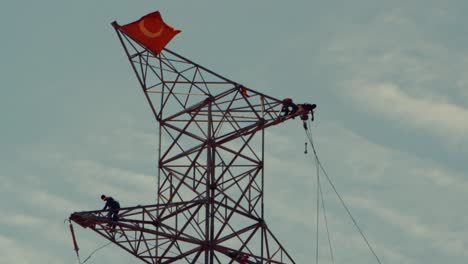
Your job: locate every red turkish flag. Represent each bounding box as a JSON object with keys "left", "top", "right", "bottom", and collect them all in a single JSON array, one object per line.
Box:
[{"left": 119, "top": 11, "right": 181, "bottom": 54}]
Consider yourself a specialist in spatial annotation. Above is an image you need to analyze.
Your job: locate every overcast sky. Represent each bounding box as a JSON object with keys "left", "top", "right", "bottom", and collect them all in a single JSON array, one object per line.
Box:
[{"left": 2, "top": 1, "right": 468, "bottom": 263}]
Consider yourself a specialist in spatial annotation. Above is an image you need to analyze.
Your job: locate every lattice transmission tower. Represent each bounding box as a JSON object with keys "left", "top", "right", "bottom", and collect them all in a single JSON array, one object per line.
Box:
[{"left": 69, "top": 13, "right": 315, "bottom": 264}]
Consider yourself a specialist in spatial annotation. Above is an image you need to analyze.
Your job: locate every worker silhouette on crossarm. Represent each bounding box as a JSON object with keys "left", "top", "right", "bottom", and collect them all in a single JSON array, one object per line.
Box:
[
  {"left": 298, "top": 103, "right": 317, "bottom": 121},
  {"left": 101, "top": 194, "right": 120, "bottom": 229},
  {"left": 280, "top": 98, "right": 317, "bottom": 122},
  {"left": 280, "top": 98, "right": 299, "bottom": 118}
]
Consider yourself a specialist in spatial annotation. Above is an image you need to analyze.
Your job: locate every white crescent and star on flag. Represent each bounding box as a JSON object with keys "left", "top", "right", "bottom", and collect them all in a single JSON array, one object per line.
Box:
[{"left": 139, "top": 18, "right": 164, "bottom": 38}]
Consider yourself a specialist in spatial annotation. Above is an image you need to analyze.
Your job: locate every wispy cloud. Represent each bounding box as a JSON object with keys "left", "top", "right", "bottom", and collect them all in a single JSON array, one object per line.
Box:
[
  {"left": 66, "top": 158, "right": 157, "bottom": 205},
  {"left": 0, "top": 213, "right": 43, "bottom": 228},
  {"left": 263, "top": 121, "right": 468, "bottom": 262},
  {"left": 27, "top": 191, "right": 85, "bottom": 214},
  {"left": 345, "top": 81, "right": 468, "bottom": 147},
  {"left": 348, "top": 195, "right": 468, "bottom": 257},
  {"left": 0, "top": 212, "right": 74, "bottom": 245},
  {"left": 0, "top": 234, "right": 62, "bottom": 264},
  {"left": 317, "top": 4, "right": 468, "bottom": 153}
]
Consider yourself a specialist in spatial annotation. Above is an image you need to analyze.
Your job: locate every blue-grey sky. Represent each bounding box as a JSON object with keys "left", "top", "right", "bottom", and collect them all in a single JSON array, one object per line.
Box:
[{"left": 2, "top": 1, "right": 468, "bottom": 263}]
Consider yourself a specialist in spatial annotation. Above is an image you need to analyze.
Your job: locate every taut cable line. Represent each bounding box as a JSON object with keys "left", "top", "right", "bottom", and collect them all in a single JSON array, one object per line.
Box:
[{"left": 304, "top": 121, "right": 383, "bottom": 264}]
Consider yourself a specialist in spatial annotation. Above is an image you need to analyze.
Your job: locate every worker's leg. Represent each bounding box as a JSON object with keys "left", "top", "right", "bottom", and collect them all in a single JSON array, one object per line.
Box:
[
  {"left": 106, "top": 211, "right": 113, "bottom": 220},
  {"left": 112, "top": 210, "right": 119, "bottom": 222},
  {"left": 110, "top": 210, "right": 118, "bottom": 229}
]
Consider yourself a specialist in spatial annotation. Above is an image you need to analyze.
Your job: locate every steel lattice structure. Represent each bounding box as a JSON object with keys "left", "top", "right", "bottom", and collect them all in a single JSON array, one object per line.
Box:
[{"left": 69, "top": 21, "right": 314, "bottom": 264}]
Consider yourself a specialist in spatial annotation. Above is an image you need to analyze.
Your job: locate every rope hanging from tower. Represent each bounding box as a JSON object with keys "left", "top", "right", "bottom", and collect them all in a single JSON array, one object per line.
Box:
[{"left": 302, "top": 119, "right": 383, "bottom": 264}]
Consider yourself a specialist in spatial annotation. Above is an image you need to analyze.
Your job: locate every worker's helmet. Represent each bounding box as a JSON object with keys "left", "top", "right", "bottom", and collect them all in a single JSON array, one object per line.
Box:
[{"left": 101, "top": 194, "right": 106, "bottom": 200}]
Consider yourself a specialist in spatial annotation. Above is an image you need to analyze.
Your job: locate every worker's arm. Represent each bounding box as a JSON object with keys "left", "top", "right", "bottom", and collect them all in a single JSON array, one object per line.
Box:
[{"left": 102, "top": 201, "right": 108, "bottom": 210}]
